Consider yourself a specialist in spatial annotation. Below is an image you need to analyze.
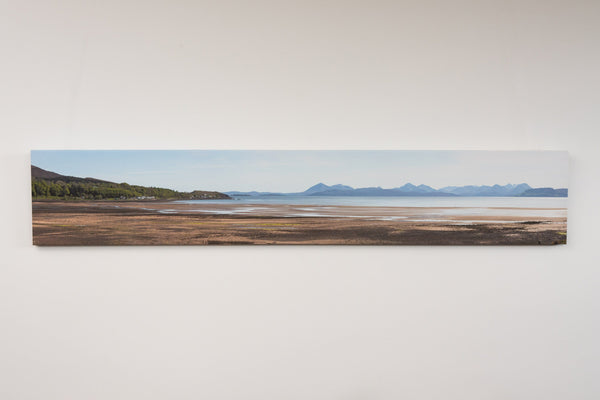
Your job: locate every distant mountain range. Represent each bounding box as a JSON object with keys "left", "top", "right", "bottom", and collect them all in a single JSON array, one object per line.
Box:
[
  {"left": 439, "top": 183, "right": 533, "bottom": 197},
  {"left": 226, "top": 182, "right": 568, "bottom": 197}
]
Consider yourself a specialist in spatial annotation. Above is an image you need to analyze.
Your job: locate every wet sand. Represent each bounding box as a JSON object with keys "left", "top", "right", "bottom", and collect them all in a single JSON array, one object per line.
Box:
[{"left": 32, "top": 201, "right": 568, "bottom": 245}]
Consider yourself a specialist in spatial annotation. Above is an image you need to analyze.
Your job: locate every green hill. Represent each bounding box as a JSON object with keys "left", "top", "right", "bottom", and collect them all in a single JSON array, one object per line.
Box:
[{"left": 31, "top": 166, "right": 231, "bottom": 201}]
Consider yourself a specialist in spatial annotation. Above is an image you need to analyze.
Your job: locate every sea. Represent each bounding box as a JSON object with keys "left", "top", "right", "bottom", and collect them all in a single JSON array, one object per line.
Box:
[
  {"left": 176, "top": 195, "right": 567, "bottom": 208},
  {"left": 171, "top": 196, "right": 568, "bottom": 219}
]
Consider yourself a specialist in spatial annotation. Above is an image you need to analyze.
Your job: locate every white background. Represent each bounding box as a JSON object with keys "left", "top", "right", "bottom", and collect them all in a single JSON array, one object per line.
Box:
[{"left": 1, "top": 1, "right": 599, "bottom": 399}]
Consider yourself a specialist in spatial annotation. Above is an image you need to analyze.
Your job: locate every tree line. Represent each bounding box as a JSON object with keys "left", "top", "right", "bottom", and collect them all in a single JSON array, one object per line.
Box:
[{"left": 31, "top": 178, "right": 229, "bottom": 200}]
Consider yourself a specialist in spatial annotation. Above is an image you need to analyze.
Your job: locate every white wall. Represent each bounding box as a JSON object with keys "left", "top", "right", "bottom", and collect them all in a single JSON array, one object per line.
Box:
[{"left": 1, "top": 1, "right": 599, "bottom": 399}]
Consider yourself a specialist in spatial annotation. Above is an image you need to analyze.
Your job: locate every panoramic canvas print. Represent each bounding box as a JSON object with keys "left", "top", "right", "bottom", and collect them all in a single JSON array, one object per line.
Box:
[{"left": 31, "top": 150, "right": 568, "bottom": 246}]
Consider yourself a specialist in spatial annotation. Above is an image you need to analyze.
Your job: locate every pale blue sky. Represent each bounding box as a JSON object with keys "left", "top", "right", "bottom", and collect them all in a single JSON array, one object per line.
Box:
[{"left": 30, "top": 150, "right": 569, "bottom": 192}]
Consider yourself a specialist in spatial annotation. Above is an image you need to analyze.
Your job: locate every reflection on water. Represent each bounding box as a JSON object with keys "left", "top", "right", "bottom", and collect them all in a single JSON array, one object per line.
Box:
[
  {"left": 175, "top": 195, "right": 568, "bottom": 208},
  {"left": 139, "top": 195, "right": 569, "bottom": 221},
  {"left": 166, "top": 196, "right": 568, "bottom": 219}
]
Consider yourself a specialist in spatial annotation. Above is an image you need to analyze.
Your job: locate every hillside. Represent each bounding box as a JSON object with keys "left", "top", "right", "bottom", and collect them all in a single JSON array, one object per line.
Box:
[
  {"left": 31, "top": 166, "right": 231, "bottom": 200},
  {"left": 31, "top": 165, "right": 72, "bottom": 180},
  {"left": 520, "top": 188, "right": 568, "bottom": 197},
  {"left": 439, "top": 183, "right": 533, "bottom": 196}
]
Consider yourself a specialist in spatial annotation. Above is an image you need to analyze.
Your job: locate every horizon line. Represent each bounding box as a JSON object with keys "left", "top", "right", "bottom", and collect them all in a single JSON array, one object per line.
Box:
[{"left": 32, "top": 164, "right": 567, "bottom": 193}]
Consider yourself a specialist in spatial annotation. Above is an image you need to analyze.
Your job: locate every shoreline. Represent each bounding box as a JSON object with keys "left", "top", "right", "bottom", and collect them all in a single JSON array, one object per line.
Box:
[{"left": 32, "top": 201, "right": 568, "bottom": 246}]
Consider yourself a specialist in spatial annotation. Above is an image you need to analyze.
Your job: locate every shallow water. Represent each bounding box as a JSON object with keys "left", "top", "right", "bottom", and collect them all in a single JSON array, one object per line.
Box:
[
  {"left": 124, "top": 195, "right": 567, "bottom": 222},
  {"left": 167, "top": 196, "right": 568, "bottom": 219},
  {"left": 174, "top": 195, "right": 568, "bottom": 209}
]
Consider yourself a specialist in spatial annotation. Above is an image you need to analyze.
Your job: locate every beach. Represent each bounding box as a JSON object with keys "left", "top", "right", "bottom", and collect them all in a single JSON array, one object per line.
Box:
[{"left": 32, "top": 201, "right": 568, "bottom": 245}]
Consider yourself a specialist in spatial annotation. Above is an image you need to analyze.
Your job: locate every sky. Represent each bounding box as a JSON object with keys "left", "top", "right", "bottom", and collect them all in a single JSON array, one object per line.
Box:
[{"left": 30, "top": 150, "right": 569, "bottom": 192}]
